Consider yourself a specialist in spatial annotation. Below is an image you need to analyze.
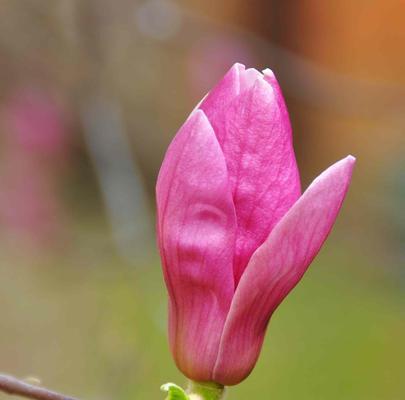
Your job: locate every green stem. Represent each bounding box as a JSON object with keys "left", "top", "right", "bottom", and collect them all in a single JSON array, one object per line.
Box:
[{"left": 186, "top": 380, "right": 225, "bottom": 400}]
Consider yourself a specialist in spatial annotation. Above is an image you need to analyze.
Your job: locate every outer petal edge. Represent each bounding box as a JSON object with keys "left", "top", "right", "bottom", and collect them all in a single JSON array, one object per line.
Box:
[
  {"left": 213, "top": 155, "right": 356, "bottom": 385},
  {"left": 156, "top": 110, "right": 237, "bottom": 382}
]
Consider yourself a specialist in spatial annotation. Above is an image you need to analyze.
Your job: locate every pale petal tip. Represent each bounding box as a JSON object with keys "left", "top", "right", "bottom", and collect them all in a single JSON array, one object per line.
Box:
[
  {"left": 249, "top": 74, "right": 276, "bottom": 100},
  {"left": 346, "top": 154, "right": 356, "bottom": 164},
  {"left": 231, "top": 63, "right": 246, "bottom": 74},
  {"left": 190, "top": 108, "right": 208, "bottom": 122},
  {"left": 230, "top": 63, "right": 266, "bottom": 92},
  {"left": 333, "top": 154, "right": 356, "bottom": 168},
  {"left": 262, "top": 67, "right": 275, "bottom": 78},
  {"left": 338, "top": 154, "right": 356, "bottom": 172},
  {"left": 184, "top": 108, "right": 214, "bottom": 134},
  {"left": 233, "top": 63, "right": 263, "bottom": 77}
]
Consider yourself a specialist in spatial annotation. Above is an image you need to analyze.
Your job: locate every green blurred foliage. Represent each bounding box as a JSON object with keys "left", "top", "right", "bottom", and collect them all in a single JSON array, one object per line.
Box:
[{"left": 0, "top": 237, "right": 403, "bottom": 400}]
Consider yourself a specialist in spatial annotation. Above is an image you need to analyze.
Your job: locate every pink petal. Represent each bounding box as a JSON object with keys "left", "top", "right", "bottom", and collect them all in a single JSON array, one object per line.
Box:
[
  {"left": 213, "top": 156, "right": 356, "bottom": 385},
  {"left": 201, "top": 65, "right": 301, "bottom": 284},
  {"left": 156, "top": 110, "right": 236, "bottom": 381},
  {"left": 198, "top": 63, "right": 242, "bottom": 144},
  {"left": 263, "top": 68, "right": 291, "bottom": 136}
]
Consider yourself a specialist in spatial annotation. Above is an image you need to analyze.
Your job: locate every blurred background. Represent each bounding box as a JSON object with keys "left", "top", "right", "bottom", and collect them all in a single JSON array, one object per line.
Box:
[{"left": 0, "top": 1, "right": 404, "bottom": 399}]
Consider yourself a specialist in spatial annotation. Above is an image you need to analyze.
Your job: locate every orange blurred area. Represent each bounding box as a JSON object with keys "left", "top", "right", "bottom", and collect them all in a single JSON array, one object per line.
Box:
[{"left": 0, "top": 1, "right": 403, "bottom": 400}]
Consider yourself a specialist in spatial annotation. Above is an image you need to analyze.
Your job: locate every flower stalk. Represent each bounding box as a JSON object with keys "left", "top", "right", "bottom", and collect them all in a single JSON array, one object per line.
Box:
[
  {"left": 161, "top": 381, "right": 225, "bottom": 400},
  {"left": 187, "top": 381, "right": 225, "bottom": 400}
]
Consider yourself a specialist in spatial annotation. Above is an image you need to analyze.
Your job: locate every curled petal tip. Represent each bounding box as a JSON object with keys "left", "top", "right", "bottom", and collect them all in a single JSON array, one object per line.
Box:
[
  {"left": 233, "top": 62, "right": 246, "bottom": 69},
  {"left": 330, "top": 155, "right": 356, "bottom": 182},
  {"left": 343, "top": 155, "right": 356, "bottom": 174},
  {"left": 262, "top": 68, "right": 275, "bottom": 78},
  {"left": 192, "top": 108, "right": 209, "bottom": 125}
]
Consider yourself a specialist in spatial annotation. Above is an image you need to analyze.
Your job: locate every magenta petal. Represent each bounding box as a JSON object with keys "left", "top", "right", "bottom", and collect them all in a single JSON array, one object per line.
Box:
[
  {"left": 201, "top": 65, "right": 301, "bottom": 284},
  {"left": 263, "top": 68, "right": 291, "bottom": 134},
  {"left": 156, "top": 110, "right": 236, "bottom": 382},
  {"left": 199, "top": 63, "right": 242, "bottom": 144},
  {"left": 224, "top": 76, "right": 301, "bottom": 284},
  {"left": 213, "top": 156, "right": 356, "bottom": 385}
]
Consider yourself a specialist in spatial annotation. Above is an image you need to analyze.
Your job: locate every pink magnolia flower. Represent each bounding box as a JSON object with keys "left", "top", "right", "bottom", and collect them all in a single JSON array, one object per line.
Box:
[{"left": 156, "top": 63, "right": 355, "bottom": 386}]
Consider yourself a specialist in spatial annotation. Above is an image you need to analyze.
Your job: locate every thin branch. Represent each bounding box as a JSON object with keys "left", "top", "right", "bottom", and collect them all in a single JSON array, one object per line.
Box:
[{"left": 0, "top": 374, "right": 80, "bottom": 400}]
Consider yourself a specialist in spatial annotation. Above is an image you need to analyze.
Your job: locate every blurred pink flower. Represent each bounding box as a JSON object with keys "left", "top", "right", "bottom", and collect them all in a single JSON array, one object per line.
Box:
[
  {"left": 4, "top": 87, "right": 69, "bottom": 159},
  {"left": 156, "top": 64, "right": 355, "bottom": 385},
  {"left": 0, "top": 87, "right": 70, "bottom": 250}
]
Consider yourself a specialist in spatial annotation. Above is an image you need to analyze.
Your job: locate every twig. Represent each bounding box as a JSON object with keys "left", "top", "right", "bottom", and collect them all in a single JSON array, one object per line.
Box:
[{"left": 0, "top": 374, "right": 80, "bottom": 400}]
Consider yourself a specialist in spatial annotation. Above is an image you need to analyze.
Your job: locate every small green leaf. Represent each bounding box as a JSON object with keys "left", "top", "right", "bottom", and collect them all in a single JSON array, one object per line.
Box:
[{"left": 161, "top": 382, "right": 190, "bottom": 400}]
